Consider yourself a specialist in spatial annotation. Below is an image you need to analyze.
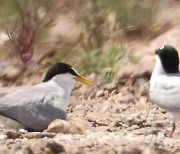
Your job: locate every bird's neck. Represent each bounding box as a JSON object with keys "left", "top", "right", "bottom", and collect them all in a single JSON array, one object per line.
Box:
[
  {"left": 150, "top": 56, "right": 167, "bottom": 91},
  {"left": 151, "top": 56, "right": 167, "bottom": 77},
  {"left": 51, "top": 74, "right": 75, "bottom": 96}
]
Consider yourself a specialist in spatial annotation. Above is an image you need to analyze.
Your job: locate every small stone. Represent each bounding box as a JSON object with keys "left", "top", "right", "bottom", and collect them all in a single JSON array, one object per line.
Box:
[
  {"left": 60, "top": 134, "right": 73, "bottom": 140},
  {"left": 0, "top": 134, "right": 7, "bottom": 140},
  {"left": 5, "top": 130, "right": 21, "bottom": 139},
  {"left": 23, "top": 132, "right": 55, "bottom": 139},
  {"left": 96, "top": 90, "right": 104, "bottom": 98},
  {"left": 127, "top": 125, "right": 139, "bottom": 131},
  {"left": 19, "top": 129, "right": 27, "bottom": 133},
  {"left": 35, "top": 139, "right": 65, "bottom": 153},
  {"left": 155, "top": 123, "right": 164, "bottom": 128},
  {"left": 10, "top": 144, "right": 33, "bottom": 154}
]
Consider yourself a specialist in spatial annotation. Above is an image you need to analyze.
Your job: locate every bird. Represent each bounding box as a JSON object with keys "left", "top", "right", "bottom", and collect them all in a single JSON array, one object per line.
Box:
[
  {"left": 150, "top": 45, "right": 180, "bottom": 138},
  {"left": 0, "top": 62, "right": 94, "bottom": 131},
  {"left": 45, "top": 117, "right": 91, "bottom": 134}
]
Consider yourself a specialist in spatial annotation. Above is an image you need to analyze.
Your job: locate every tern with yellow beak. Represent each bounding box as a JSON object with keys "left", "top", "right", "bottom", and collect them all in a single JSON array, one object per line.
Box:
[{"left": 0, "top": 62, "right": 94, "bottom": 131}]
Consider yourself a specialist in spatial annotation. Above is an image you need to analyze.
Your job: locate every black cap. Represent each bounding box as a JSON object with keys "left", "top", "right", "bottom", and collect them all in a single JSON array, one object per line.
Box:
[
  {"left": 155, "top": 45, "right": 179, "bottom": 73},
  {"left": 43, "top": 63, "right": 80, "bottom": 82}
]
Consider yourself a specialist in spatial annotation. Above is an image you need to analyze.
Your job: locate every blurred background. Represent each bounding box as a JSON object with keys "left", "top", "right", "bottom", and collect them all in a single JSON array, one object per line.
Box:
[
  {"left": 1, "top": 1, "right": 180, "bottom": 153},
  {"left": 0, "top": 0, "right": 180, "bottom": 87}
]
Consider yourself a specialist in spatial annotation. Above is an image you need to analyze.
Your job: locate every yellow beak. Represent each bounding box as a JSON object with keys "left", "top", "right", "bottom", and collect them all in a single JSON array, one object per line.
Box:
[{"left": 75, "top": 76, "right": 95, "bottom": 86}]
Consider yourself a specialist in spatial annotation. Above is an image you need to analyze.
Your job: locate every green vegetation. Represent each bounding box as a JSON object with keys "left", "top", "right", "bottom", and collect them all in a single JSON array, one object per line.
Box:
[
  {"left": 0, "top": 0, "right": 49, "bottom": 63},
  {"left": 52, "top": 0, "right": 157, "bottom": 82},
  {"left": 98, "top": 0, "right": 156, "bottom": 29},
  {"left": 53, "top": 47, "right": 124, "bottom": 83},
  {"left": 0, "top": 0, "right": 158, "bottom": 82},
  {"left": 128, "top": 55, "right": 141, "bottom": 64}
]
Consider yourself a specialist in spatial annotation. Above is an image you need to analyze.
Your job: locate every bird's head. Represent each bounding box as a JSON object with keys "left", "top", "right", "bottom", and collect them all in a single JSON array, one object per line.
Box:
[
  {"left": 43, "top": 62, "right": 95, "bottom": 86},
  {"left": 155, "top": 45, "right": 179, "bottom": 73}
]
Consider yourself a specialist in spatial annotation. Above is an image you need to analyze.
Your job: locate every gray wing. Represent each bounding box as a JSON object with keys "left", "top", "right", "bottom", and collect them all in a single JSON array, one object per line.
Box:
[
  {"left": 0, "top": 115, "right": 27, "bottom": 130},
  {"left": 0, "top": 84, "right": 67, "bottom": 131},
  {"left": 0, "top": 91, "right": 9, "bottom": 97},
  {"left": 0, "top": 87, "right": 25, "bottom": 97}
]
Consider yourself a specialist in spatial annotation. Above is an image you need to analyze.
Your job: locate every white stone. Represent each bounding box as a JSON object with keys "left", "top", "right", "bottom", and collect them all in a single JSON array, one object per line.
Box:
[{"left": 0, "top": 135, "right": 7, "bottom": 140}]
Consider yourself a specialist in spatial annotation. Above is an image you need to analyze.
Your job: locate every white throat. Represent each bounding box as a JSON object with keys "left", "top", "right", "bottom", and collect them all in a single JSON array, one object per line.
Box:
[
  {"left": 152, "top": 55, "right": 167, "bottom": 75},
  {"left": 52, "top": 73, "right": 76, "bottom": 96},
  {"left": 150, "top": 55, "right": 166, "bottom": 90}
]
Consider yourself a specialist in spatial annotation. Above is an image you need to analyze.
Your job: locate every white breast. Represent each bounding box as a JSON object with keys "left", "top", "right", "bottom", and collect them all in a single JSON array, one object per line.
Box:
[{"left": 150, "top": 56, "right": 180, "bottom": 121}]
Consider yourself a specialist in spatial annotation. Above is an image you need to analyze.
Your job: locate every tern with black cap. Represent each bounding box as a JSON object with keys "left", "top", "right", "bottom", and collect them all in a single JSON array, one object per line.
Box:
[
  {"left": 150, "top": 45, "right": 180, "bottom": 137},
  {"left": 0, "top": 62, "right": 94, "bottom": 131}
]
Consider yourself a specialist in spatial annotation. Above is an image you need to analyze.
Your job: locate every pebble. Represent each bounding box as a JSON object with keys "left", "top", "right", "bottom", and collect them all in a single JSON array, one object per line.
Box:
[
  {"left": 96, "top": 90, "right": 104, "bottom": 98},
  {"left": 0, "top": 134, "right": 7, "bottom": 140},
  {"left": 59, "top": 134, "right": 73, "bottom": 140},
  {"left": 5, "top": 130, "right": 21, "bottom": 139},
  {"left": 35, "top": 139, "right": 65, "bottom": 153},
  {"left": 155, "top": 123, "right": 165, "bottom": 128},
  {"left": 127, "top": 125, "right": 139, "bottom": 131},
  {"left": 10, "top": 145, "right": 33, "bottom": 154},
  {"left": 19, "top": 129, "right": 27, "bottom": 133}
]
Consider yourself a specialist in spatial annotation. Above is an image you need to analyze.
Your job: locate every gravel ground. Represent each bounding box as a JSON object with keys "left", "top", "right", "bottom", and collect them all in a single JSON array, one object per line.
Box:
[{"left": 0, "top": 82, "right": 180, "bottom": 154}]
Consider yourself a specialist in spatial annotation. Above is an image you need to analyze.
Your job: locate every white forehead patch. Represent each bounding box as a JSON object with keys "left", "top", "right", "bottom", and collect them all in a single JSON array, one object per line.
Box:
[
  {"left": 160, "top": 45, "right": 164, "bottom": 50},
  {"left": 71, "top": 67, "right": 80, "bottom": 76}
]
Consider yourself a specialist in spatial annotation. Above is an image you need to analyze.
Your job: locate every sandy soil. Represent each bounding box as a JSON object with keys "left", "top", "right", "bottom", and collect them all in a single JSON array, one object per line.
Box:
[{"left": 0, "top": 80, "right": 180, "bottom": 154}]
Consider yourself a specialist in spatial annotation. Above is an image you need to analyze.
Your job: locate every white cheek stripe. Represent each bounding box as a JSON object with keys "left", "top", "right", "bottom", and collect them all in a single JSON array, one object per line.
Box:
[
  {"left": 160, "top": 45, "right": 165, "bottom": 50},
  {"left": 71, "top": 67, "right": 80, "bottom": 76}
]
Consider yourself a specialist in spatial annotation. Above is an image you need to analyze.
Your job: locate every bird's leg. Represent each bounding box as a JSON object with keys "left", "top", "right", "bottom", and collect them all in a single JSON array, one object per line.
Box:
[{"left": 167, "top": 122, "right": 176, "bottom": 138}]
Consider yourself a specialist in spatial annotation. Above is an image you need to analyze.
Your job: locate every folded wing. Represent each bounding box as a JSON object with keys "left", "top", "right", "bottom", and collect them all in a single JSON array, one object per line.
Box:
[{"left": 0, "top": 84, "right": 67, "bottom": 131}]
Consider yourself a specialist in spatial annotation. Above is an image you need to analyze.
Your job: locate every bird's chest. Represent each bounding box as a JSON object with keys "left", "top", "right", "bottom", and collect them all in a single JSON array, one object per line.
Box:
[
  {"left": 150, "top": 82, "right": 170, "bottom": 101},
  {"left": 149, "top": 79, "right": 179, "bottom": 112},
  {"left": 44, "top": 91, "right": 69, "bottom": 112}
]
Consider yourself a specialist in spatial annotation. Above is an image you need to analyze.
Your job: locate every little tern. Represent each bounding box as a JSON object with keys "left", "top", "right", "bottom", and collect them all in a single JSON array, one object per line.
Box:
[
  {"left": 150, "top": 45, "right": 180, "bottom": 137},
  {"left": 0, "top": 62, "right": 94, "bottom": 131}
]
